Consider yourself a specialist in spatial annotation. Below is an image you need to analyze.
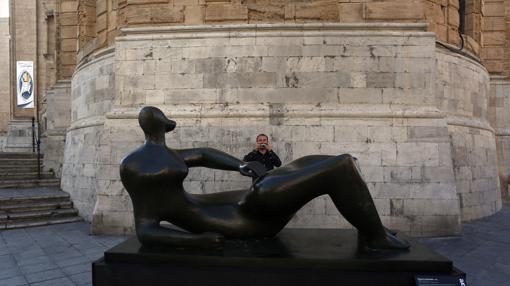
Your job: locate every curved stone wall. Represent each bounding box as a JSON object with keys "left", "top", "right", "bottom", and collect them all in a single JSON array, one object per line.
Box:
[
  {"left": 61, "top": 48, "right": 116, "bottom": 223},
  {"left": 436, "top": 49, "right": 502, "bottom": 221},
  {"left": 66, "top": 23, "right": 503, "bottom": 236},
  {"left": 490, "top": 77, "right": 510, "bottom": 200},
  {"left": 79, "top": 23, "right": 463, "bottom": 236}
]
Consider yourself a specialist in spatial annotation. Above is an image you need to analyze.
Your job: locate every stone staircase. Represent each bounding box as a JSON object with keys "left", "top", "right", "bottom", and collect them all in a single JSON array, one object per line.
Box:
[
  {"left": 0, "top": 152, "right": 82, "bottom": 229},
  {"left": 0, "top": 152, "right": 59, "bottom": 188}
]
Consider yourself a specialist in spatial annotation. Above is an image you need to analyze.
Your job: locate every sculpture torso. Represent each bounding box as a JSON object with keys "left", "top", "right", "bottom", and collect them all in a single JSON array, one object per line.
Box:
[
  {"left": 120, "top": 142, "right": 189, "bottom": 217},
  {"left": 120, "top": 141, "right": 283, "bottom": 237}
]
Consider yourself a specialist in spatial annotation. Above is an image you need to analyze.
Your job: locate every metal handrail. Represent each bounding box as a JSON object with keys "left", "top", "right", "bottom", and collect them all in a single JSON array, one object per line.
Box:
[{"left": 31, "top": 117, "right": 41, "bottom": 179}]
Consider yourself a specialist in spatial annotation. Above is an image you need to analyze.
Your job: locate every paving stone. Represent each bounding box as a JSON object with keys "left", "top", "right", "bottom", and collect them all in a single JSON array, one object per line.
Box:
[
  {"left": 48, "top": 250, "right": 82, "bottom": 261},
  {"left": 69, "top": 272, "right": 91, "bottom": 285},
  {"left": 19, "top": 261, "right": 58, "bottom": 275},
  {"left": 0, "top": 254, "right": 17, "bottom": 269},
  {"left": 55, "top": 255, "right": 93, "bottom": 268},
  {"left": 0, "top": 266, "right": 22, "bottom": 280},
  {"left": 0, "top": 275, "right": 27, "bottom": 286},
  {"left": 15, "top": 255, "right": 52, "bottom": 267},
  {"left": 30, "top": 277, "right": 75, "bottom": 286},
  {"left": 61, "top": 263, "right": 90, "bottom": 276},
  {"left": 0, "top": 246, "right": 9, "bottom": 256},
  {"left": 0, "top": 205, "right": 508, "bottom": 286},
  {"left": 25, "top": 268, "right": 65, "bottom": 284}
]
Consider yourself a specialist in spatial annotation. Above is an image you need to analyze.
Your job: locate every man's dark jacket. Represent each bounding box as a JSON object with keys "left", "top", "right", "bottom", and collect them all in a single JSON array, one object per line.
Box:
[{"left": 243, "top": 150, "right": 282, "bottom": 171}]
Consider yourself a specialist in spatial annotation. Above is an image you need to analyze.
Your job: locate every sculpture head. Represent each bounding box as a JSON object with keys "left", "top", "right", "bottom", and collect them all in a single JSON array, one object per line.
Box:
[{"left": 138, "top": 106, "right": 176, "bottom": 138}]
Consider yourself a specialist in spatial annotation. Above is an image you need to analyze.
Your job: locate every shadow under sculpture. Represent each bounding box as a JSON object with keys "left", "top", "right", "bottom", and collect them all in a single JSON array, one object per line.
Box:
[{"left": 120, "top": 106, "right": 409, "bottom": 251}]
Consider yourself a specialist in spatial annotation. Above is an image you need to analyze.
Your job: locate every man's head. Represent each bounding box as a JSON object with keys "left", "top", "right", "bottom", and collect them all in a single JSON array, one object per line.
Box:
[{"left": 256, "top": 134, "right": 269, "bottom": 152}]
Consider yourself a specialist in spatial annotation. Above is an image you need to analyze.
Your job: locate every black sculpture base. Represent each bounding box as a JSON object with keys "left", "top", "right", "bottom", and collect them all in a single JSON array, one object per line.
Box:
[{"left": 93, "top": 229, "right": 466, "bottom": 286}]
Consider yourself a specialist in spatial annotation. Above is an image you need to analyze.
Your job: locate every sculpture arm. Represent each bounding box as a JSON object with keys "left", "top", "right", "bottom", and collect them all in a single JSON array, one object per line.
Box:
[{"left": 177, "top": 147, "right": 244, "bottom": 171}]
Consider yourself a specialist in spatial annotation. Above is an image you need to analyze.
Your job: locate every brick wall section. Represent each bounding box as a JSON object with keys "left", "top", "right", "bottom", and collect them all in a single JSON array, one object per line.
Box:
[
  {"left": 0, "top": 19, "right": 10, "bottom": 133},
  {"left": 12, "top": 0, "right": 37, "bottom": 118},
  {"left": 481, "top": 0, "right": 506, "bottom": 74},
  {"left": 505, "top": 0, "right": 510, "bottom": 77},
  {"left": 63, "top": 1, "right": 487, "bottom": 65},
  {"left": 115, "top": 0, "right": 427, "bottom": 26},
  {"left": 37, "top": 0, "right": 58, "bottom": 117},
  {"left": 59, "top": 0, "right": 79, "bottom": 79},
  {"left": 96, "top": 0, "right": 120, "bottom": 50},
  {"left": 77, "top": 0, "right": 96, "bottom": 57},
  {"left": 112, "top": 1, "right": 479, "bottom": 54}
]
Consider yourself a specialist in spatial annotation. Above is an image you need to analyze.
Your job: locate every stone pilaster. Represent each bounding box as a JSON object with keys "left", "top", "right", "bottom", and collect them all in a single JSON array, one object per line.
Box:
[
  {"left": 489, "top": 75, "right": 510, "bottom": 200},
  {"left": 41, "top": 80, "right": 71, "bottom": 177}
]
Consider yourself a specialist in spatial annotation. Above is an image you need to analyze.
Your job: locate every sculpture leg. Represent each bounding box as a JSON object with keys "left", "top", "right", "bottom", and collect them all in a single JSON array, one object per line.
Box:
[
  {"left": 242, "top": 154, "right": 408, "bottom": 249},
  {"left": 135, "top": 218, "right": 224, "bottom": 249},
  {"left": 326, "top": 155, "right": 409, "bottom": 250}
]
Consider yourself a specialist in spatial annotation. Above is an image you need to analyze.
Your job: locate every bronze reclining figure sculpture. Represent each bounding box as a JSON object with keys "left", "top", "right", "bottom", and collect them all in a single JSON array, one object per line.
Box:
[{"left": 120, "top": 106, "right": 409, "bottom": 251}]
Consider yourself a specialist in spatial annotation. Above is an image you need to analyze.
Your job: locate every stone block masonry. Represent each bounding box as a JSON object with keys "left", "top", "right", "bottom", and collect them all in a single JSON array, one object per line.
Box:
[
  {"left": 62, "top": 49, "right": 116, "bottom": 225},
  {"left": 58, "top": 23, "right": 480, "bottom": 237},
  {"left": 490, "top": 76, "right": 510, "bottom": 200},
  {"left": 436, "top": 49, "right": 502, "bottom": 221}
]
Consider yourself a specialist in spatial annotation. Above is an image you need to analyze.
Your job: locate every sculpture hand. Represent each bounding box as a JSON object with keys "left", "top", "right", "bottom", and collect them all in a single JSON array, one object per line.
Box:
[{"left": 240, "top": 161, "right": 267, "bottom": 178}]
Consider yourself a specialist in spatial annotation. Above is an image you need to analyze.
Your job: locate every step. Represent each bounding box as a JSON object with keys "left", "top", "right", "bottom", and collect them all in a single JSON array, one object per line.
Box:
[
  {"left": 1, "top": 216, "right": 83, "bottom": 230},
  {"left": 0, "top": 166, "right": 43, "bottom": 172},
  {"left": 0, "top": 153, "right": 42, "bottom": 159},
  {"left": 0, "top": 200, "right": 72, "bottom": 213},
  {"left": 0, "top": 191, "right": 70, "bottom": 206},
  {"left": 0, "top": 180, "right": 60, "bottom": 189},
  {"left": 0, "top": 172, "right": 54, "bottom": 180},
  {"left": 0, "top": 158, "right": 43, "bottom": 166},
  {"left": 1, "top": 181, "right": 59, "bottom": 186},
  {"left": 0, "top": 178, "right": 59, "bottom": 183},
  {"left": 0, "top": 208, "right": 78, "bottom": 223}
]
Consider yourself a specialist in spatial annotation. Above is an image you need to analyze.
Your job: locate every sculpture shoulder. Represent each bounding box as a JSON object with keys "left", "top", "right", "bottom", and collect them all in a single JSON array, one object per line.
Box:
[{"left": 120, "top": 144, "right": 188, "bottom": 179}]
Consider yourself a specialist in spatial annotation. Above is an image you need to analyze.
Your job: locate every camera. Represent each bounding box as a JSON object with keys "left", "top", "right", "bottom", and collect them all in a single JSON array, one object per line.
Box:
[{"left": 260, "top": 143, "right": 268, "bottom": 148}]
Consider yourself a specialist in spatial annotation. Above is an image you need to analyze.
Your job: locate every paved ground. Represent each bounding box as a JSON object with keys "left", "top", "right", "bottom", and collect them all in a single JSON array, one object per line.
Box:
[
  {"left": 419, "top": 203, "right": 510, "bottom": 286},
  {"left": 0, "top": 204, "right": 508, "bottom": 286},
  {"left": 0, "top": 223, "right": 124, "bottom": 286}
]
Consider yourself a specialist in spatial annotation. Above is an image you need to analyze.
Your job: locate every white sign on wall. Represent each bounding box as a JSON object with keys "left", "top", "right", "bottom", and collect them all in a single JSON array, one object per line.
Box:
[{"left": 16, "top": 61, "right": 34, "bottom": 108}]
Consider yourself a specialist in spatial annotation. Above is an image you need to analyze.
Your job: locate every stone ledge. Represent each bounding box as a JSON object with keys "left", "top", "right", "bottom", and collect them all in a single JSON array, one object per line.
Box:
[
  {"left": 121, "top": 23, "right": 429, "bottom": 35},
  {"left": 117, "top": 23, "right": 433, "bottom": 42},
  {"left": 52, "top": 80, "right": 72, "bottom": 89},
  {"left": 490, "top": 77, "right": 510, "bottom": 85},
  {"left": 446, "top": 116, "right": 495, "bottom": 133},
  {"left": 495, "top": 128, "right": 510, "bottom": 136},
  {"left": 436, "top": 45, "right": 486, "bottom": 72},
  {"left": 67, "top": 115, "right": 105, "bottom": 132},
  {"left": 105, "top": 104, "right": 445, "bottom": 120},
  {"left": 75, "top": 46, "right": 115, "bottom": 75},
  {"left": 44, "top": 128, "right": 67, "bottom": 136}
]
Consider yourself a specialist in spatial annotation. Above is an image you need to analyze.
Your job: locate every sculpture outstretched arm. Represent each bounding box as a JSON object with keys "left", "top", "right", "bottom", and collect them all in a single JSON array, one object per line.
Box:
[
  {"left": 177, "top": 147, "right": 245, "bottom": 170},
  {"left": 178, "top": 147, "right": 267, "bottom": 178},
  {"left": 136, "top": 219, "right": 224, "bottom": 249}
]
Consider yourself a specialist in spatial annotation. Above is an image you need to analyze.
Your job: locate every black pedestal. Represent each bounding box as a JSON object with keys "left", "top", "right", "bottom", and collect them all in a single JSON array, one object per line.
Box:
[{"left": 92, "top": 229, "right": 466, "bottom": 286}]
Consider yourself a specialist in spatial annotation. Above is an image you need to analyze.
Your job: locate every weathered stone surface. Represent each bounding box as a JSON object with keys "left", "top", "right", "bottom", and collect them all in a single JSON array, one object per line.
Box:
[
  {"left": 59, "top": 24, "right": 480, "bottom": 237},
  {"left": 41, "top": 81, "right": 72, "bottom": 177},
  {"left": 365, "top": 1, "right": 425, "bottom": 20},
  {"left": 436, "top": 49, "right": 502, "bottom": 221}
]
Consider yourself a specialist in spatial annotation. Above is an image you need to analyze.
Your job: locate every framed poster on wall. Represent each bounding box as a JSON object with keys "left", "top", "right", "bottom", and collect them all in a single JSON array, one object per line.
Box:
[{"left": 16, "top": 61, "right": 34, "bottom": 108}]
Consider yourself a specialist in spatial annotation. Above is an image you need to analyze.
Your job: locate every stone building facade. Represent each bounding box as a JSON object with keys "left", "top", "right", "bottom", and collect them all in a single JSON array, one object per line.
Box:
[{"left": 1, "top": 0, "right": 510, "bottom": 237}]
